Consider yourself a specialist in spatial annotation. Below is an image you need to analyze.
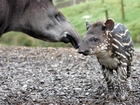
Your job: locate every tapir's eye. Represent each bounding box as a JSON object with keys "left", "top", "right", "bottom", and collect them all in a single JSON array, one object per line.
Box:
[
  {"left": 54, "top": 13, "right": 61, "bottom": 21},
  {"left": 90, "top": 37, "right": 99, "bottom": 42}
]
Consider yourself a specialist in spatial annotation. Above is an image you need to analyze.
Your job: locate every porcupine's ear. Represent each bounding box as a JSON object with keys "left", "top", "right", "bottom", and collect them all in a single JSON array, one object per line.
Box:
[{"left": 85, "top": 20, "right": 91, "bottom": 30}]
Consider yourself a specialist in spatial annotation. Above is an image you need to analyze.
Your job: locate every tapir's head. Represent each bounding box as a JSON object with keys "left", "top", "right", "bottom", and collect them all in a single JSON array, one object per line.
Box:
[
  {"left": 6, "top": 0, "right": 80, "bottom": 48},
  {"left": 78, "top": 19, "right": 115, "bottom": 55}
]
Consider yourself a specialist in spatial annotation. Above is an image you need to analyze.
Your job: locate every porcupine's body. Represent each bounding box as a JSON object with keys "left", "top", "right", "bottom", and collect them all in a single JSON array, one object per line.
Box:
[{"left": 78, "top": 19, "right": 134, "bottom": 100}]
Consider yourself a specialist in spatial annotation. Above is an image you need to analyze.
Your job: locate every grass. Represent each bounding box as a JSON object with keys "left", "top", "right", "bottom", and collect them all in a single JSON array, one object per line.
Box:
[
  {"left": 60, "top": 0, "right": 140, "bottom": 41},
  {"left": 0, "top": 0, "right": 140, "bottom": 47},
  {"left": 0, "top": 32, "right": 72, "bottom": 47}
]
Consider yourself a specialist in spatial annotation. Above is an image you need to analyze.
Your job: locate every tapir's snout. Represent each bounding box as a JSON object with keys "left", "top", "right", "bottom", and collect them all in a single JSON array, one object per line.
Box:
[
  {"left": 61, "top": 31, "right": 80, "bottom": 49},
  {"left": 59, "top": 20, "right": 81, "bottom": 49},
  {"left": 78, "top": 49, "right": 91, "bottom": 56},
  {"left": 78, "top": 43, "right": 92, "bottom": 55}
]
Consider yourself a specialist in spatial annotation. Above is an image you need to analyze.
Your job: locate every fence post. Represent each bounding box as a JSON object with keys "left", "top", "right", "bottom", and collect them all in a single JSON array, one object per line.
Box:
[
  {"left": 121, "top": 0, "right": 125, "bottom": 20},
  {"left": 73, "top": 0, "right": 76, "bottom": 5},
  {"left": 105, "top": 10, "right": 108, "bottom": 20},
  {"left": 102, "top": 0, "right": 104, "bottom": 3}
]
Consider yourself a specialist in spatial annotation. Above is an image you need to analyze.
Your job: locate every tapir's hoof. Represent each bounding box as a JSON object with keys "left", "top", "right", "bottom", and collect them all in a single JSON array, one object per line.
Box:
[
  {"left": 118, "top": 82, "right": 129, "bottom": 101},
  {"left": 105, "top": 93, "right": 114, "bottom": 99},
  {"left": 120, "top": 96, "right": 127, "bottom": 101},
  {"left": 120, "top": 92, "right": 128, "bottom": 101}
]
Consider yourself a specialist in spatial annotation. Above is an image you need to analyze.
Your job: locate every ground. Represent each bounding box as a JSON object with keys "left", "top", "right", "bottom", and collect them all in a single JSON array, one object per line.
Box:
[{"left": 0, "top": 46, "right": 140, "bottom": 105}]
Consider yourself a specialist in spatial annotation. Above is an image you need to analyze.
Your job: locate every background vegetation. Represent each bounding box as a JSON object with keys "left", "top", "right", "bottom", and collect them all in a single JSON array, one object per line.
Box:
[{"left": 0, "top": 0, "right": 140, "bottom": 47}]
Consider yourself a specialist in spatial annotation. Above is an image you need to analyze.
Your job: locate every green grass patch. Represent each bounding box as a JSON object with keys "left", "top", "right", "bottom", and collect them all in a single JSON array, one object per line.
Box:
[
  {"left": 60, "top": 0, "right": 140, "bottom": 40},
  {"left": 0, "top": 32, "right": 72, "bottom": 47}
]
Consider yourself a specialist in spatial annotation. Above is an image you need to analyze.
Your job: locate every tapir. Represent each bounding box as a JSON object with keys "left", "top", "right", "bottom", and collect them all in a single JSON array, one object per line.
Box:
[{"left": 0, "top": 0, "right": 80, "bottom": 48}]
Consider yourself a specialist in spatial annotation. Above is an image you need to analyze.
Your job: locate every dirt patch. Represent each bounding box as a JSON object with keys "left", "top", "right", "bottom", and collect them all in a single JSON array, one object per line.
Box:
[{"left": 0, "top": 46, "right": 140, "bottom": 105}]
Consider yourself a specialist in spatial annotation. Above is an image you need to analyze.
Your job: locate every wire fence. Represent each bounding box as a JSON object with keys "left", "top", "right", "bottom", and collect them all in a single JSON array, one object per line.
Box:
[{"left": 55, "top": 0, "right": 93, "bottom": 8}]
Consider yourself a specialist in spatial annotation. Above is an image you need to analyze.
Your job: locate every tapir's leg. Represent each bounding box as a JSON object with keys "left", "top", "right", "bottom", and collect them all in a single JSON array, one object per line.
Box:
[
  {"left": 102, "top": 65, "right": 114, "bottom": 99},
  {"left": 127, "top": 65, "right": 132, "bottom": 91},
  {"left": 117, "top": 65, "right": 128, "bottom": 101}
]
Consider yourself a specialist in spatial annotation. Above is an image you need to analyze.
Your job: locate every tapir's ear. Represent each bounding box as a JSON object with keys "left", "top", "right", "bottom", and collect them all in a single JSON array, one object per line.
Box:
[
  {"left": 86, "top": 20, "right": 91, "bottom": 30},
  {"left": 103, "top": 18, "right": 115, "bottom": 31}
]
